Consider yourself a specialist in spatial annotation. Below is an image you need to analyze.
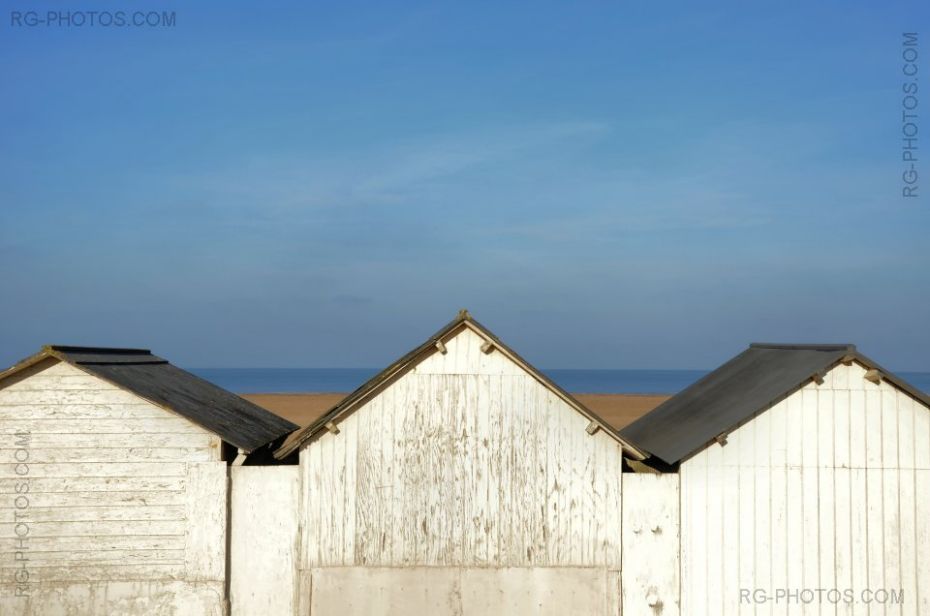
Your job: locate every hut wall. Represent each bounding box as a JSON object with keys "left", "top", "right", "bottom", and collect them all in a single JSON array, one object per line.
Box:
[
  {"left": 229, "top": 465, "right": 300, "bottom": 616},
  {"left": 296, "top": 326, "right": 626, "bottom": 614},
  {"left": 679, "top": 361, "right": 930, "bottom": 615},
  {"left": 0, "top": 361, "right": 226, "bottom": 615}
]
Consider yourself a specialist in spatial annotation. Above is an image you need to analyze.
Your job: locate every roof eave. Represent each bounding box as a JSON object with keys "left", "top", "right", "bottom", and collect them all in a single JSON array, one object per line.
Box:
[{"left": 0, "top": 348, "right": 57, "bottom": 385}]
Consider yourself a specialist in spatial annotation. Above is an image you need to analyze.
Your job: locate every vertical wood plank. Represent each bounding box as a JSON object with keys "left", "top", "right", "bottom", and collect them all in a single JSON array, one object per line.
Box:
[
  {"left": 533, "top": 381, "right": 549, "bottom": 565},
  {"left": 914, "top": 396, "right": 930, "bottom": 471},
  {"left": 850, "top": 465, "right": 869, "bottom": 616},
  {"left": 786, "top": 391, "right": 805, "bottom": 616},
  {"left": 680, "top": 461, "right": 692, "bottom": 615},
  {"left": 321, "top": 428, "right": 337, "bottom": 566},
  {"left": 705, "top": 440, "right": 724, "bottom": 615},
  {"left": 737, "top": 419, "right": 756, "bottom": 616},
  {"left": 389, "top": 382, "right": 406, "bottom": 566},
  {"left": 834, "top": 465, "right": 853, "bottom": 616},
  {"left": 449, "top": 375, "right": 465, "bottom": 565},
  {"left": 865, "top": 388, "right": 886, "bottom": 614},
  {"left": 185, "top": 462, "right": 226, "bottom": 581},
  {"left": 498, "top": 375, "right": 514, "bottom": 566},
  {"left": 834, "top": 390, "right": 851, "bottom": 469},
  {"left": 915, "top": 469, "right": 930, "bottom": 615},
  {"left": 605, "top": 394, "right": 623, "bottom": 571},
  {"left": 557, "top": 386, "right": 573, "bottom": 566},
  {"left": 769, "top": 399, "right": 789, "bottom": 616},
  {"left": 545, "top": 390, "right": 562, "bottom": 565},
  {"left": 799, "top": 387, "right": 820, "bottom": 616},
  {"left": 306, "top": 439, "right": 322, "bottom": 568},
  {"left": 722, "top": 432, "right": 741, "bottom": 616},
  {"left": 819, "top": 389, "right": 836, "bottom": 616},
  {"left": 692, "top": 456, "right": 710, "bottom": 616},
  {"left": 467, "top": 374, "right": 485, "bottom": 566},
  {"left": 430, "top": 374, "right": 448, "bottom": 565},
  {"left": 897, "top": 394, "right": 917, "bottom": 616},
  {"left": 487, "top": 374, "right": 502, "bottom": 566},
  {"left": 380, "top": 386, "right": 395, "bottom": 565},
  {"left": 569, "top": 383, "right": 586, "bottom": 566}
]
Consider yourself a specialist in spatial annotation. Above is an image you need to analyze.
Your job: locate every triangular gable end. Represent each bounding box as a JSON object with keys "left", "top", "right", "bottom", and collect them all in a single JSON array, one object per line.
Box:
[
  {"left": 621, "top": 342, "right": 930, "bottom": 466},
  {"left": 0, "top": 345, "right": 297, "bottom": 453},
  {"left": 275, "top": 310, "right": 645, "bottom": 459},
  {"left": 0, "top": 357, "right": 213, "bottom": 425}
]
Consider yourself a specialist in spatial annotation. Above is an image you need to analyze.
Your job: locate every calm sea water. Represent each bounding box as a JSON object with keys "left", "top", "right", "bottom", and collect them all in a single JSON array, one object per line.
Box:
[{"left": 190, "top": 368, "right": 930, "bottom": 395}]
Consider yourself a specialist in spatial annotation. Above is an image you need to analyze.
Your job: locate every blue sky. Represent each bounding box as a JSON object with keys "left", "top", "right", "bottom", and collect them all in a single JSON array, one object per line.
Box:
[{"left": 1, "top": 1, "right": 928, "bottom": 371}]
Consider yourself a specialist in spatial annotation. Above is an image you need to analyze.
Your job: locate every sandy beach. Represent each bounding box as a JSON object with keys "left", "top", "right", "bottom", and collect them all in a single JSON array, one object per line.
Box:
[{"left": 242, "top": 392, "right": 669, "bottom": 431}]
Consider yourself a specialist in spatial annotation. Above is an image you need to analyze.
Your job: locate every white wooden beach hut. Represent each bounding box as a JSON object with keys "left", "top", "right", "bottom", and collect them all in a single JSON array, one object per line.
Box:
[
  {"left": 263, "top": 310, "right": 653, "bottom": 615},
  {"left": 622, "top": 343, "right": 930, "bottom": 616},
  {"left": 0, "top": 345, "right": 297, "bottom": 615}
]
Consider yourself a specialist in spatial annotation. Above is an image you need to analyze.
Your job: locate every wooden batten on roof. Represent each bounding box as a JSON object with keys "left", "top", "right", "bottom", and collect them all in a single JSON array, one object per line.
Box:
[{"left": 275, "top": 310, "right": 646, "bottom": 460}]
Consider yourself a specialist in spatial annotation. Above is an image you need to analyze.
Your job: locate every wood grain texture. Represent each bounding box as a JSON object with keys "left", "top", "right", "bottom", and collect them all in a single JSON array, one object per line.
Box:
[{"left": 299, "top": 327, "right": 626, "bottom": 569}]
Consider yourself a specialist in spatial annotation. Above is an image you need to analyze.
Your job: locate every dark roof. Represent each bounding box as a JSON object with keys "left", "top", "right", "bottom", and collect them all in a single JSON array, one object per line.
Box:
[
  {"left": 621, "top": 343, "right": 930, "bottom": 465},
  {"left": 0, "top": 345, "right": 298, "bottom": 453},
  {"left": 275, "top": 309, "right": 645, "bottom": 459}
]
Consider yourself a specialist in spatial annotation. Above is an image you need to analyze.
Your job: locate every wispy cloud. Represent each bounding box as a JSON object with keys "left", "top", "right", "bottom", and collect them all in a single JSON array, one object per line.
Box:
[{"left": 156, "top": 120, "right": 612, "bottom": 215}]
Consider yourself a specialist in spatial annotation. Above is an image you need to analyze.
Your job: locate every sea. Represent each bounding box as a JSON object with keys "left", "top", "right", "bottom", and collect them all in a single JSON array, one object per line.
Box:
[{"left": 189, "top": 368, "right": 930, "bottom": 396}]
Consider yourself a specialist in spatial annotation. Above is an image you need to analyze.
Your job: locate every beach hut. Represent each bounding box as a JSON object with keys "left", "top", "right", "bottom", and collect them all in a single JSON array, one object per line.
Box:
[
  {"left": 622, "top": 343, "right": 930, "bottom": 615},
  {"left": 0, "top": 345, "right": 297, "bottom": 615},
  {"left": 262, "top": 310, "right": 654, "bottom": 615}
]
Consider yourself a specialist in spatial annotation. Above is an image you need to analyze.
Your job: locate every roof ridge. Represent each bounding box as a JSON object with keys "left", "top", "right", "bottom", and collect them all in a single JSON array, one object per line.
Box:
[
  {"left": 73, "top": 360, "right": 169, "bottom": 366},
  {"left": 749, "top": 343, "right": 856, "bottom": 351},
  {"left": 46, "top": 345, "right": 153, "bottom": 355}
]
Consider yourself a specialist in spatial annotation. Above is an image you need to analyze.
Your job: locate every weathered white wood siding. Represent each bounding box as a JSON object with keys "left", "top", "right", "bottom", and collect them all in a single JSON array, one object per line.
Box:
[
  {"left": 299, "top": 326, "right": 626, "bottom": 569},
  {"left": 681, "top": 361, "right": 930, "bottom": 616},
  {"left": 230, "top": 466, "right": 300, "bottom": 616},
  {"left": 0, "top": 360, "right": 226, "bottom": 615},
  {"left": 622, "top": 473, "right": 680, "bottom": 616}
]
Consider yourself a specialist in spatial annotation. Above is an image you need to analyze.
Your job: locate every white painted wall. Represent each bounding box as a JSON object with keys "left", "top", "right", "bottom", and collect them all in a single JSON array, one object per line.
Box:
[
  {"left": 622, "top": 473, "right": 680, "bottom": 616},
  {"left": 297, "top": 326, "right": 626, "bottom": 614},
  {"left": 0, "top": 360, "right": 227, "bottom": 615},
  {"left": 230, "top": 466, "right": 299, "bottom": 616},
  {"left": 680, "top": 361, "right": 930, "bottom": 616},
  {"left": 299, "top": 327, "right": 626, "bottom": 569}
]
